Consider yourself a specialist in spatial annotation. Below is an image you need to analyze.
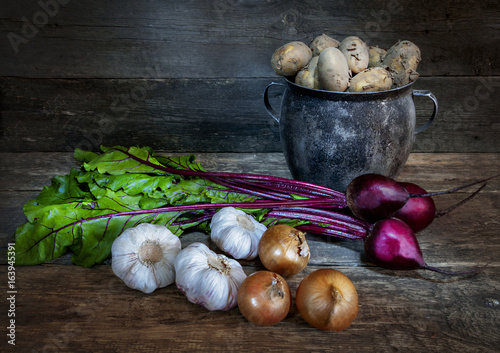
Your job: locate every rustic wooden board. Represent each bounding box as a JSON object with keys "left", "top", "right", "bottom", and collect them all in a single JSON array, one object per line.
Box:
[
  {"left": 1, "top": 0, "right": 498, "bottom": 78},
  {"left": 1, "top": 152, "right": 499, "bottom": 352},
  {"left": 2, "top": 151, "right": 499, "bottom": 195},
  {"left": 2, "top": 1, "right": 499, "bottom": 350},
  {"left": 1, "top": 77, "right": 499, "bottom": 153},
  {"left": 1, "top": 262, "right": 498, "bottom": 353},
  {"left": 2, "top": 0, "right": 499, "bottom": 154}
]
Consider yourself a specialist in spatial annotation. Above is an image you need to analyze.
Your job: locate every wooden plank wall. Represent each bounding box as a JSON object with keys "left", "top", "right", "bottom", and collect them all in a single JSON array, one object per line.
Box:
[{"left": 1, "top": 0, "right": 499, "bottom": 153}]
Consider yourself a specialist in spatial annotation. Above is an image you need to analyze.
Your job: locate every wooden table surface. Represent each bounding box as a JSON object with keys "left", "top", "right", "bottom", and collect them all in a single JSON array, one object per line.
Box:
[{"left": 1, "top": 152, "right": 499, "bottom": 353}]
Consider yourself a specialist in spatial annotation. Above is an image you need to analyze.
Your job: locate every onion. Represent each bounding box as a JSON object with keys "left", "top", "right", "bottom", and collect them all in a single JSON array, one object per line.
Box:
[
  {"left": 258, "top": 224, "right": 310, "bottom": 277},
  {"left": 237, "top": 271, "right": 292, "bottom": 326},
  {"left": 296, "top": 269, "right": 359, "bottom": 331}
]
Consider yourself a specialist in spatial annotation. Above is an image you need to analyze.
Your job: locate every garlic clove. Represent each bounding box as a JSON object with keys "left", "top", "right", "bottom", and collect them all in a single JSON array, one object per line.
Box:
[
  {"left": 175, "top": 242, "right": 247, "bottom": 311},
  {"left": 111, "top": 223, "right": 181, "bottom": 294},
  {"left": 218, "top": 226, "right": 255, "bottom": 259},
  {"left": 210, "top": 207, "right": 267, "bottom": 260},
  {"left": 131, "top": 264, "right": 161, "bottom": 294}
]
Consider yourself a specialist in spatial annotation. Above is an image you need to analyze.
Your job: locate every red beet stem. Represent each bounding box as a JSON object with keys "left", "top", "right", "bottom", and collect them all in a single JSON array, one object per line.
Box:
[
  {"left": 233, "top": 178, "right": 338, "bottom": 198},
  {"left": 422, "top": 264, "right": 488, "bottom": 275},
  {"left": 410, "top": 174, "right": 499, "bottom": 198},
  {"left": 267, "top": 209, "right": 369, "bottom": 236},
  {"left": 435, "top": 183, "right": 487, "bottom": 218},
  {"left": 207, "top": 177, "right": 291, "bottom": 201},
  {"left": 117, "top": 147, "right": 345, "bottom": 199},
  {"left": 295, "top": 224, "right": 366, "bottom": 240}
]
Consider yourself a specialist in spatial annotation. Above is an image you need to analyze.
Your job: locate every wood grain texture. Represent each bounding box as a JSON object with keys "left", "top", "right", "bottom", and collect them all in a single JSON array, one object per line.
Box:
[
  {"left": 1, "top": 1, "right": 500, "bottom": 349},
  {"left": 1, "top": 0, "right": 499, "bottom": 154},
  {"left": 1, "top": 76, "right": 500, "bottom": 153},
  {"left": 2, "top": 151, "right": 499, "bottom": 192},
  {"left": 0, "top": 262, "right": 498, "bottom": 353},
  {"left": 1, "top": 0, "right": 498, "bottom": 78},
  {"left": 0, "top": 152, "right": 499, "bottom": 352}
]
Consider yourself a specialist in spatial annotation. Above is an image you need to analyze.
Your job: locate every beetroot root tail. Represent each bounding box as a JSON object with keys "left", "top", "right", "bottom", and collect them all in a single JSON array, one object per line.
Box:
[{"left": 422, "top": 264, "right": 488, "bottom": 275}]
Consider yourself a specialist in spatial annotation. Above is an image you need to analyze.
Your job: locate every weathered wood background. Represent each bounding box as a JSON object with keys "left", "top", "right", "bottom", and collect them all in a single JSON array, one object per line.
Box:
[
  {"left": 1, "top": 1, "right": 500, "bottom": 352},
  {"left": 1, "top": 0, "right": 499, "bottom": 153},
  {"left": 1, "top": 152, "right": 500, "bottom": 353}
]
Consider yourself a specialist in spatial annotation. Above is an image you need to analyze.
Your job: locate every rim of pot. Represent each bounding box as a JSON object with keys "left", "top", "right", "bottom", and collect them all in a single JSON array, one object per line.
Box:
[{"left": 283, "top": 76, "right": 416, "bottom": 98}]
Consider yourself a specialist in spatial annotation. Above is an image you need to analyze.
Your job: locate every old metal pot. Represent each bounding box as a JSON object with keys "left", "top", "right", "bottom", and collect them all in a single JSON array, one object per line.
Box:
[{"left": 263, "top": 78, "right": 438, "bottom": 191}]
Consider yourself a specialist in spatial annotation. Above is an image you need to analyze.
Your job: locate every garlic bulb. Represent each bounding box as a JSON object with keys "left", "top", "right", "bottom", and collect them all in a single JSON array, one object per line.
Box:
[
  {"left": 210, "top": 207, "right": 267, "bottom": 260},
  {"left": 175, "top": 242, "right": 247, "bottom": 311},
  {"left": 111, "top": 223, "right": 181, "bottom": 294}
]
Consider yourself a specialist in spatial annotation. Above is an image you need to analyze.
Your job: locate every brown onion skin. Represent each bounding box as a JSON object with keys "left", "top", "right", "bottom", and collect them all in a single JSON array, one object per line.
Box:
[
  {"left": 258, "top": 224, "right": 310, "bottom": 277},
  {"left": 237, "top": 271, "right": 292, "bottom": 326},
  {"left": 296, "top": 269, "right": 359, "bottom": 331}
]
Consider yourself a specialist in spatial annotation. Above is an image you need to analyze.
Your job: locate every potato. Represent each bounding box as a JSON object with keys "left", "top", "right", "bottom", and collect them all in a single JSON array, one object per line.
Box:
[
  {"left": 295, "top": 56, "right": 320, "bottom": 89},
  {"left": 309, "top": 34, "right": 340, "bottom": 56},
  {"left": 368, "top": 46, "right": 387, "bottom": 68},
  {"left": 339, "top": 36, "right": 369, "bottom": 74},
  {"left": 348, "top": 67, "right": 393, "bottom": 92},
  {"left": 382, "top": 40, "right": 421, "bottom": 87},
  {"left": 317, "top": 47, "right": 351, "bottom": 92},
  {"left": 271, "top": 41, "right": 313, "bottom": 76}
]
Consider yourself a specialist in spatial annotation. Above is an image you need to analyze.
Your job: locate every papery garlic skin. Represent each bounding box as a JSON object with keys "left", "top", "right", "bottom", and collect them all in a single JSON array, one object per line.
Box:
[
  {"left": 175, "top": 242, "right": 247, "bottom": 311},
  {"left": 111, "top": 223, "right": 181, "bottom": 294},
  {"left": 210, "top": 207, "right": 267, "bottom": 260}
]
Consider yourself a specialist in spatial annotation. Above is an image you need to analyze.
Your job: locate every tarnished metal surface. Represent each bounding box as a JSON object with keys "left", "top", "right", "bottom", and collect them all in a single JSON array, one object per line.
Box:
[{"left": 264, "top": 78, "right": 437, "bottom": 191}]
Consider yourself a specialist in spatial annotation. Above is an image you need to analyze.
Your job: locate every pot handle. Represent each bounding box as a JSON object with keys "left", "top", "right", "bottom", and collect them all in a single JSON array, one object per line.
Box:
[
  {"left": 263, "top": 82, "right": 286, "bottom": 123},
  {"left": 412, "top": 89, "right": 438, "bottom": 135}
]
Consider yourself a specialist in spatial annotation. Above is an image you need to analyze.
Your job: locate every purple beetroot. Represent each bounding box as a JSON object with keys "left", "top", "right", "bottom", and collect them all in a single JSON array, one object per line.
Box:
[
  {"left": 392, "top": 182, "right": 486, "bottom": 233},
  {"left": 346, "top": 173, "right": 498, "bottom": 224},
  {"left": 346, "top": 174, "right": 410, "bottom": 223},
  {"left": 364, "top": 217, "right": 486, "bottom": 274},
  {"left": 364, "top": 217, "right": 424, "bottom": 270},
  {"left": 392, "top": 182, "right": 436, "bottom": 233}
]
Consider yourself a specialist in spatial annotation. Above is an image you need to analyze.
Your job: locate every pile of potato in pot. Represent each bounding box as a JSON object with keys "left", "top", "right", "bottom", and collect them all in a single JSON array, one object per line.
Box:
[{"left": 271, "top": 34, "right": 421, "bottom": 92}]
